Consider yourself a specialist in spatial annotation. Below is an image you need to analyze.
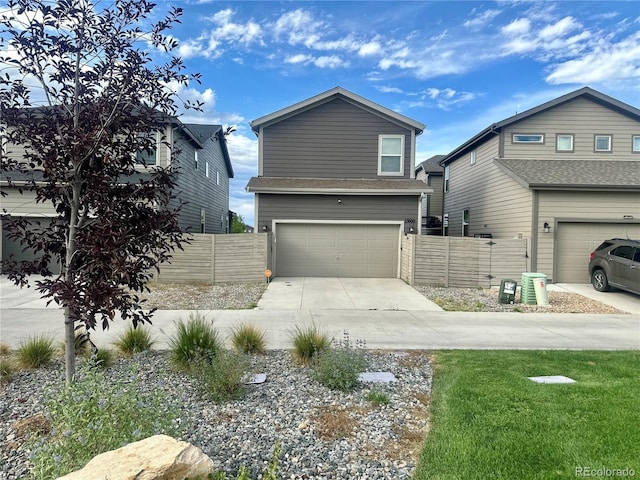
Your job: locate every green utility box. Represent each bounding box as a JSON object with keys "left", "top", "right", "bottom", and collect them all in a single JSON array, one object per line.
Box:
[
  {"left": 521, "top": 273, "right": 547, "bottom": 305},
  {"left": 499, "top": 279, "right": 518, "bottom": 304}
]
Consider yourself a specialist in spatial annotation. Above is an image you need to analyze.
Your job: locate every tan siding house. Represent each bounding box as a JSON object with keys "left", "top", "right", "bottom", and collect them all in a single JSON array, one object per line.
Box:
[{"left": 441, "top": 87, "right": 640, "bottom": 283}]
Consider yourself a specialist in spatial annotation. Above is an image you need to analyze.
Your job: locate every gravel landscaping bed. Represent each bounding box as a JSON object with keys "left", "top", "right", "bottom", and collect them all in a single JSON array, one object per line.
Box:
[{"left": 1, "top": 350, "right": 432, "bottom": 480}]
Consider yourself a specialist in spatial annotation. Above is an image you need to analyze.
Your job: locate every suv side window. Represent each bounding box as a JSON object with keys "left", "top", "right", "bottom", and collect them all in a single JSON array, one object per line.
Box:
[
  {"left": 595, "top": 241, "right": 614, "bottom": 251},
  {"left": 634, "top": 249, "right": 640, "bottom": 263},
  {"left": 611, "top": 245, "right": 634, "bottom": 260}
]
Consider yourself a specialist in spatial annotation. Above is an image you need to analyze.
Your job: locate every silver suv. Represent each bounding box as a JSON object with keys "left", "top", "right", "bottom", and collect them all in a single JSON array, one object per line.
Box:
[{"left": 589, "top": 238, "right": 640, "bottom": 295}]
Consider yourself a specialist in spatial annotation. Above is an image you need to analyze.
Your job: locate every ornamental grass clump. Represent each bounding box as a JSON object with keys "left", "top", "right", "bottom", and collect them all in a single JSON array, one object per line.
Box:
[
  {"left": 290, "top": 323, "right": 331, "bottom": 365},
  {"left": 312, "top": 331, "right": 367, "bottom": 392},
  {"left": 29, "top": 360, "right": 183, "bottom": 480},
  {"left": 16, "top": 335, "right": 55, "bottom": 369},
  {"left": 230, "top": 323, "right": 267, "bottom": 355},
  {"left": 114, "top": 325, "right": 155, "bottom": 355},
  {"left": 170, "top": 312, "right": 222, "bottom": 369},
  {"left": 197, "top": 349, "right": 250, "bottom": 403},
  {"left": 0, "top": 356, "right": 16, "bottom": 384}
]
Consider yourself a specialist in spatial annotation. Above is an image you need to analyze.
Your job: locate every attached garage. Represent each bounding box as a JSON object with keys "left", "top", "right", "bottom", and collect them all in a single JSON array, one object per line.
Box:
[
  {"left": 1, "top": 217, "right": 61, "bottom": 274},
  {"left": 275, "top": 223, "right": 400, "bottom": 277},
  {"left": 555, "top": 222, "right": 640, "bottom": 283}
]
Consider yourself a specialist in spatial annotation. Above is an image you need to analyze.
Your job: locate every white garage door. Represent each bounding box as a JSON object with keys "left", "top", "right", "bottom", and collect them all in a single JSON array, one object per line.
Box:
[
  {"left": 556, "top": 222, "right": 640, "bottom": 283},
  {"left": 275, "top": 223, "right": 400, "bottom": 277}
]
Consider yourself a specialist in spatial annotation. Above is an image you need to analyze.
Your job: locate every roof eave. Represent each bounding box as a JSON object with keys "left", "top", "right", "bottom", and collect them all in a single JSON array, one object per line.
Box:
[{"left": 246, "top": 187, "right": 431, "bottom": 195}]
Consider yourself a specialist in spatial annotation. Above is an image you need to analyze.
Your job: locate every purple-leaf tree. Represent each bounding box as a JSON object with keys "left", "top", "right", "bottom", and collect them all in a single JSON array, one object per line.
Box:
[{"left": 0, "top": 0, "right": 201, "bottom": 383}]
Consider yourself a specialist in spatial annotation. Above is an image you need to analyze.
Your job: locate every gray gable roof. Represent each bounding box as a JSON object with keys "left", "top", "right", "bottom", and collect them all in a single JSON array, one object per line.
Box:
[
  {"left": 250, "top": 87, "right": 425, "bottom": 135},
  {"left": 183, "top": 123, "right": 234, "bottom": 178},
  {"left": 441, "top": 87, "right": 640, "bottom": 165},
  {"left": 494, "top": 159, "right": 640, "bottom": 191},
  {"left": 416, "top": 155, "right": 445, "bottom": 175}
]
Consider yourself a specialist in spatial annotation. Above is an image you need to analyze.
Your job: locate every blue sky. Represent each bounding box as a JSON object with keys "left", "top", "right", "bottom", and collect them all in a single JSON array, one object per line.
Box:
[{"left": 6, "top": 1, "right": 640, "bottom": 227}]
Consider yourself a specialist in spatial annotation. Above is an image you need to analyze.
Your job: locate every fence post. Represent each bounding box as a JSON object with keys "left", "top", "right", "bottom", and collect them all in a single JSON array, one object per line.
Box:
[
  {"left": 444, "top": 236, "right": 450, "bottom": 287},
  {"left": 211, "top": 234, "right": 216, "bottom": 285}
]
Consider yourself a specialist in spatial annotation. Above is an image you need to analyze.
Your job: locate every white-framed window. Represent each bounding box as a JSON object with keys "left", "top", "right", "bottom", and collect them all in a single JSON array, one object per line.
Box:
[
  {"left": 200, "top": 208, "right": 206, "bottom": 233},
  {"left": 205, "top": 161, "right": 209, "bottom": 178},
  {"left": 216, "top": 171, "right": 220, "bottom": 185},
  {"left": 135, "top": 131, "right": 159, "bottom": 165},
  {"left": 513, "top": 134, "right": 544, "bottom": 143},
  {"left": 194, "top": 150, "right": 199, "bottom": 169},
  {"left": 444, "top": 165, "right": 450, "bottom": 193},
  {"left": 556, "top": 134, "right": 574, "bottom": 152},
  {"left": 463, "top": 209, "right": 470, "bottom": 237},
  {"left": 378, "top": 134, "right": 404, "bottom": 176},
  {"left": 632, "top": 135, "right": 640, "bottom": 153},
  {"left": 594, "top": 134, "right": 612, "bottom": 152},
  {"left": 470, "top": 150, "right": 476, "bottom": 165}
]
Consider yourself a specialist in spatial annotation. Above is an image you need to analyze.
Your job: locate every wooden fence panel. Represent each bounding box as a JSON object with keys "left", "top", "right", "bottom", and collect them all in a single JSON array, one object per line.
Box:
[
  {"left": 155, "top": 235, "right": 214, "bottom": 284},
  {"left": 213, "top": 234, "right": 270, "bottom": 283}
]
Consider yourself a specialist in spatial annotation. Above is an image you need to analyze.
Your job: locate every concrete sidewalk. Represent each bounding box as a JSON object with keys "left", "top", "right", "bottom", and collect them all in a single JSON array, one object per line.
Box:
[{"left": 1, "top": 307, "right": 638, "bottom": 351}]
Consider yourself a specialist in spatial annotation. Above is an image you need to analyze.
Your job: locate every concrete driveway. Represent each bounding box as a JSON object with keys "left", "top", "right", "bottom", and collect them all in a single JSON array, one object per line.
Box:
[{"left": 257, "top": 277, "right": 443, "bottom": 311}]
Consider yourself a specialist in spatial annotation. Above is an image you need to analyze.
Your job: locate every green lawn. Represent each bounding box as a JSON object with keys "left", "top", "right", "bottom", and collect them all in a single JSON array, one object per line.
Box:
[{"left": 414, "top": 351, "right": 640, "bottom": 480}]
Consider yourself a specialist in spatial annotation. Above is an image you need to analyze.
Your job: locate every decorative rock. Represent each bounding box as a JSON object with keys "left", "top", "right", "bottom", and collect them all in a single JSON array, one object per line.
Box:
[
  {"left": 359, "top": 371, "right": 398, "bottom": 383},
  {"left": 243, "top": 373, "right": 267, "bottom": 384},
  {"left": 56, "top": 434, "right": 214, "bottom": 480}
]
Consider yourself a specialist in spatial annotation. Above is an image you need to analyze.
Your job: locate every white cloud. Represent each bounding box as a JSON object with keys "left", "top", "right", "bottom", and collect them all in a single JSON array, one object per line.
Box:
[
  {"left": 358, "top": 41, "right": 382, "bottom": 56},
  {"left": 226, "top": 133, "right": 258, "bottom": 175},
  {"left": 539, "top": 16, "right": 580, "bottom": 41},
  {"left": 546, "top": 32, "right": 640, "bottom": 84},
  {"left": 502, "top": 18, "right": 531, "bottom": 36},
  {"left": 374, "top": 85, "right": 404, "bottom": 94},
  {"left": 285, "top": 54, "right": 313, "bottom": 65},
  {"left": 314, "top": 55, "right": 348, "bottom": 69},
  {"left": 464, "top": 9, "right": 501, "bottom": 30}
]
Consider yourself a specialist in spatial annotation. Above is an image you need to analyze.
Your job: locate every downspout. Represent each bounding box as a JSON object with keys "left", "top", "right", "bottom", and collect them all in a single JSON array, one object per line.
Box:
[{"left": 530, "top": 190, "right": 539, "bottom": 272}]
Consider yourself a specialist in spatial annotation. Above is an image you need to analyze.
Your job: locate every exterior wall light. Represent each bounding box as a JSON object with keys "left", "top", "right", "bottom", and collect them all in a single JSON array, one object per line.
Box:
[{"left": 543, "top": 222, "right": 550, "bottom": 233}]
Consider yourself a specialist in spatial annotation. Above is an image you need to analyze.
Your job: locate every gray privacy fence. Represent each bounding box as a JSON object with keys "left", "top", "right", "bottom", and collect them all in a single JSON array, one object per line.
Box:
[
  {"left": 401, "top": 235, "right": 529, "bottom": 287},
  {"left": 154, "top": 232, "right": 527, "bottom": 287},
  {"left": 154, "top": 233, "right": 272, "bottom": 284}
]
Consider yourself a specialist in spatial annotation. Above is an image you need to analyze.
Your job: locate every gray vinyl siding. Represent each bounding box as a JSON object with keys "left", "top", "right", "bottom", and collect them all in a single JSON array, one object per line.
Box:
[
  {"left": 444, "top": 137, "right": 532, "bottom": 239},
  {"left": 172, "top": 130, "right": 230, "bottom": 234},
  {"left": 502, "top": 98, "right": 639, "bottom": 159},
  {"left": 256, "top": 194, "right": 419, "bottom": 233},
  {"left": 262, "top": 98, "right": 413, "bottom": 179},
  {"left": 0, "top": 189, "right": 57, "bottom": 216},
  {"left": 535, "top": 190, "right": 640, "bottom": 279}
]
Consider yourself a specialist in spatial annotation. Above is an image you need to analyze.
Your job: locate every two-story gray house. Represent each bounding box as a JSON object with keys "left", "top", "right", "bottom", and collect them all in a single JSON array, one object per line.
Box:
[
  {"left": 415, "top": 155, "right": 445, "bottom": 235},
  {"left": 246, "top": 87, "right": 429, "bottom": 277},
  {"left": 1, "top": 118, "right": 234, "bottom": 271},
  {"left": 440, "top": 87, "right": 640, "bottom": 283}
]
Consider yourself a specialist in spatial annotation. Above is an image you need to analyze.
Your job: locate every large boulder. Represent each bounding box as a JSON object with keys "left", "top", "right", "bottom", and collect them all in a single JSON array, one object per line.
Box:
[{"left": 57, "top": 434, "right": 214, "bottom": 480}]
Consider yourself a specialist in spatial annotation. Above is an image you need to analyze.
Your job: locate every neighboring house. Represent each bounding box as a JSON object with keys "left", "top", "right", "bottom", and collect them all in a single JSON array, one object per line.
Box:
[
  {"left": 415, "top": 155, "right": 445, "bottom": 235},
  {"left": 246, "top": 87, "right": 429, "bottom": 278},
  {"left": 440, "top": 87, "right": 640, "bottom": 283},
  {"left": 1, "top": 118, "right": 234, "bottom": 271}
]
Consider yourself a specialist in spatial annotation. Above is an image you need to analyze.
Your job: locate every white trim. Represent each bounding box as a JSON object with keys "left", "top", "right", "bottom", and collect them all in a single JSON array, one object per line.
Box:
[
  {"left": 247, "top": 187, "right": 430, "bottom": 195},
  {"left": 410, "top": 129, "right": 416, "bottom": 179},
  {"left": 378, "top": 134, "right": 405, "bottom": 176},
  {"left": 258, "top": 126, "right": 264, "bottom": 176}
]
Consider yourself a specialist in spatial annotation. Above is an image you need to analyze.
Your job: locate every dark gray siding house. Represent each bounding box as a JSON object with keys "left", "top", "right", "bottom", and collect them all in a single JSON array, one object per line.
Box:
[
  {"left": 246, "top": 87, "right": 430, "bottom": 278},
  {"left": 1, "top": 119, "right": 234, "bottom": 272}
]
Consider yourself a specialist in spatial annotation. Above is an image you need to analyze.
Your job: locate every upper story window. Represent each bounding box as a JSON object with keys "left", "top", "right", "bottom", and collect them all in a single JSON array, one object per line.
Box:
[
  {"left": 216, "top": 171, "right": 220, "bottom": 185},
  {"left": 378, "top": 135, "right": 404, "bottom": 176},
  {"left": 463, "top": 209, "right": 470, "bottom": 237},
  {"left": 470, "top": 150, "right": 476, "bottom": 165},
  {"left": 205, "top": 161, "right": 210, "bottom": 178},
  {"left": 594, "top": 134, "right": 612, "bottom": 152},
  {"left": 444, "top": 165, "right": 450, "bottom": 193},
  {"left": 512, "top": 134, "right": 543, "bottom": 144},
  {"left": 135, "top": 131, "right": 159, "bottom": 166},
  {"left": 632, "top": 135, "right": 640, "bottom": 153},
  {"left": 556, "top": 134, "right": 574, "bottom": 152},
  {"left": 194, "top": 150, "right": 199, "bottom": 169}
]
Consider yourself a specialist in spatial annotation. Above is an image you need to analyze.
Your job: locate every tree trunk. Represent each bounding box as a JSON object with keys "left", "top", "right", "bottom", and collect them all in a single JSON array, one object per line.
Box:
[{"left": 64, "top": 306, "right": 75, "bottom": 385}]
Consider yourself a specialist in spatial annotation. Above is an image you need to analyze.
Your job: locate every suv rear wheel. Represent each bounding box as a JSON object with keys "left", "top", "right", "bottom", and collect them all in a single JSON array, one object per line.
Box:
[{"left": 591, "top": 269, "right": 610, "bottom": 292}]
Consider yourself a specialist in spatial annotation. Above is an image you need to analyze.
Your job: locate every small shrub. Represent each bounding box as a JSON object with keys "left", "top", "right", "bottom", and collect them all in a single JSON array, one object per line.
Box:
[
  {"left": 433, "top": 297, "right": 484, "bottom": 312},
  {"left": 29, "top": 360, "right": 183, "bottom": 480},
  {"left": 1, "top": 356, "right": 16, "bottom": 384},
  {"left": 170, "top": 312, "right": 221, "bottom": 369},
  {"left": 366, "top": 389, "right": 390, "bottom": 407},
  {"left": 312, "top": 331, "right": 367, "bottom": 392},
  {"left": 210, "top": 441, "right": 281, "bottom": 479},
  {"left": 197, "top": 350, "right": 249, "bottom": 403},
  {"left": 17, "top": 335, "right": 55, "bottom": 369},
  {"left": 89, "top": 348, "right": 114, "bottom": 369},
  {"left": 0, "top": 343, "right": 10, "bottom": 355},
  {"left": 290, "top": 323, "right": 330, "bottom": 365},
  {"left": 114, "top": 325, "right": 154, "bottom": 355},
  {"left": 230, "top": 323, "right": 267, "bottom": 354}
]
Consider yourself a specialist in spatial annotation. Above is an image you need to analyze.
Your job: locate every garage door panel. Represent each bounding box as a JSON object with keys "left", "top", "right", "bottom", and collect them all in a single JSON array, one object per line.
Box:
[
  {"left": 556, "top": 222, "right": 640, "bottom": 283},
  {"left": 276, "top": 223, "right": 399, "bottom": 278}
]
